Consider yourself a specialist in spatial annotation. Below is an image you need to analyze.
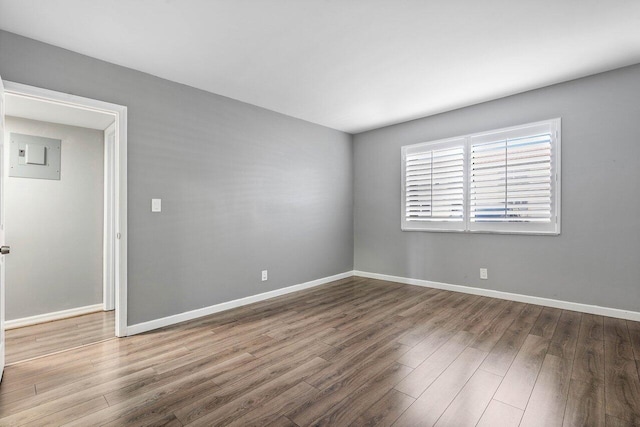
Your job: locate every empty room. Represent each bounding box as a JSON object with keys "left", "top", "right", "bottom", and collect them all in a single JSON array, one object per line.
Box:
[{"left": 0, "top": 1, "right": 639, "bottom": 426}]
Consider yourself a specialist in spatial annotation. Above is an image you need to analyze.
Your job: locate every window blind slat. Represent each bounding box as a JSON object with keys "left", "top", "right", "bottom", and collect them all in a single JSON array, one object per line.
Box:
[{"left": 471, "top": 217, "right": 551, "bottom": 223}]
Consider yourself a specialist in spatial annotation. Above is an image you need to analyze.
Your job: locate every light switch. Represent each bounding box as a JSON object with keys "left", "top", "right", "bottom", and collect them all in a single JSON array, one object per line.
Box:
[
  {"left": 25, "top": 144, "right": 46, "bottom": 165},
  {"left": 151, "top": 199, "right": 162, "bottom": 212}
]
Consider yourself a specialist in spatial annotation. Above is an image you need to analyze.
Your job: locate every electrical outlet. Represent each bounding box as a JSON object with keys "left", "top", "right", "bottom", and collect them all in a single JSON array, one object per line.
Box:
[
  {"left": 480, "top": 268, "right": 488, "bottom": 280},
  {"left": 261, "top": 270, "right": 268, "bottom": 281}
]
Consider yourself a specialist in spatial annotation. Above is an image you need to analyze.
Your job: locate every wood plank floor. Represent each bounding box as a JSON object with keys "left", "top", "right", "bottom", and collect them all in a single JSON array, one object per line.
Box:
[
  {"left": 1, "top": 276, "right": 639, "bottom": 426},
  {"left": 5, "top": 311, "right": 115, "bottom": 365}
]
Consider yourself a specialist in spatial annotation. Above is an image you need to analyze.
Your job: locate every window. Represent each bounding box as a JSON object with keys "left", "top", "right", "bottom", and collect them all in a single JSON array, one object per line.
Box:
[
  {"left": 403, "top": 138, "right": 467, "bottom": 231},
  {"left": 401, "top": 119, "right": 560, "bottom": 234}
]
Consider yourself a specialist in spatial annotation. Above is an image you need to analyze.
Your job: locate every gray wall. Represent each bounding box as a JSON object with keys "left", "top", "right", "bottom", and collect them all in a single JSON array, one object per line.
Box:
[
  {"left": 4, "top": 117, "right": 104, "bottom": 320},
  {"left": 0, "top": 30, "right": 354, "bottom": 325},
  {"left": 354, "top": 63, "right": 640, "bottom": 312}
]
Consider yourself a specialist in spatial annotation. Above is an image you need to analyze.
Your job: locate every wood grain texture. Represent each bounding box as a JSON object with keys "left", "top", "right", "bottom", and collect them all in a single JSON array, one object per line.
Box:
[
  {"left": 603, "top": 317, "right": 640, "bottom": 425},
  {"left": 393, "top": 347, "right": 488, "bottom": 427},
  {"left": 433, "top": 368, "right": 502, "bottom": 427},
  {"left": 519, "top": 353, "right": 572, "bottom": 427},
  {"left": 530, "top": 306, "right": 562, "bottom": 339},
  {"left": 493, "top": 333, "right": 549, "bottom": 409},
  {"left": 350, "top": 389, "right": 414, "bottom": 427},
  {"left": 0, "top": 277, "right": 638, "bottom": 426},
  {"left": 5, "top": 311, "right": 115, "bottom": 364},
  {"left": 394, "top": 331, "right": 473, "bottom": 398},
  {"left": 572, "top": 314, "right": 605, "bottom": 385},
  {"left": 476, "top": 399, "right": 523, "bottom": 427},
  {"left": 563, "top": 313, "right": 605, "bottom": 427},
  {"left": 480, "top": 304, "right": 542, "bottom": 376},
  {"left": 520, "top": 309, "right": 581, "bottom": 427},
  {"left": 563, "top": 379, "right": 605, "bottom": 427},
  {"left": 627, "top": 320, "right": 640, "bottom": 361}
]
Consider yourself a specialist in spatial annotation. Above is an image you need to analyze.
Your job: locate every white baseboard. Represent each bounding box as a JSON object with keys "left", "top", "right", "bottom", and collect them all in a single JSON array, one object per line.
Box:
[
  {"left": 5, "top": 304, "right": 105, "bottom": 330},
  {"left": 124, "top": 268, "right": 640, "bottom": 336},
  {"left": 354, "top": 270, "right": 640, "bottom": 322},
  {"left": 127, "top": 271, "right": 354, "bottom": 336}
]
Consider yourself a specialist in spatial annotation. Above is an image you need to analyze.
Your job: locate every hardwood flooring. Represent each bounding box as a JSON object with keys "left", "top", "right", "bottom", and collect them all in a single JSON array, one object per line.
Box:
[
  {"left": 5, "top": 311, "right": 115, "bottom": 365},
  {"left": 1, "top": 276, "right": 639, "bottom": 426}
]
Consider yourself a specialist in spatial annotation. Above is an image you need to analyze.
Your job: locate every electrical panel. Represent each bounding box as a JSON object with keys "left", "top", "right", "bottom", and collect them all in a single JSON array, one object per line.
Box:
[{"left": 9, "top": 133, "right": 61, "bottom": 180}]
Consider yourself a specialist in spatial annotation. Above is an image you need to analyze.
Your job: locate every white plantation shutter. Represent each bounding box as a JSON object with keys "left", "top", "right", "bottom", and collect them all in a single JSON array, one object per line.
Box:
[
  {"left": 468, "top": 120, "right": 560, "bottom": 234},
  {"left": 402, "top": 138, "right": 466, "bottom": 231},
  {"left": 401, "top": 119, "right": 560, "bottom": 234},
  {"left": 470, "top": 133, "right": 552, "bottom": 222}
]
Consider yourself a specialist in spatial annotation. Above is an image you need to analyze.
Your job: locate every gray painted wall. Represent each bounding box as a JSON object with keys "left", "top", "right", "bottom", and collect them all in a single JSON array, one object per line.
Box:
[
  {"left": 0, "top": 31, "right": 354, "bottom": 325},
  {"left": 4, "top": 117, "right": 104, "bottom": 320},
  {"left": 354, "top": 64, "right": 640, "bottom": 312}
]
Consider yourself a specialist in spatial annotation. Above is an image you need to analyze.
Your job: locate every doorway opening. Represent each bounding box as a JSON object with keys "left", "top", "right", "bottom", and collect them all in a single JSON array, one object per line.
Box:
[{"left": 1, "top": 82, "right": 127, "bottom": 365}]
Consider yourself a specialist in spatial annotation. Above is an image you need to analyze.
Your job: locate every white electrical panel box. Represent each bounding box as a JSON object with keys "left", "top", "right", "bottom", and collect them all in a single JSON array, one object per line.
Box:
[{"left": 10, "top": 133, "right": 61, "bottom": 180}]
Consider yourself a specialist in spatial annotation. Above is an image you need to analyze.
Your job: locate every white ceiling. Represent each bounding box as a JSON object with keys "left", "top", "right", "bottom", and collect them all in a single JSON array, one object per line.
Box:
[
  {"left": 5, "top": 94, "right": 115, "bottom": 130},
  {"left": 1, "top": 1, "right": 639, "bottom": 134}
]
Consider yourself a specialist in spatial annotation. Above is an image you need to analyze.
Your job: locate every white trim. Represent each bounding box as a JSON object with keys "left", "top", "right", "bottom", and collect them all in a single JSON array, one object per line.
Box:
[
  {"left": 127, "top": 271, "right": 354, "bottom": 336},
  {"left": 0, "top": 74, "right": 5, "bottom": 380},
  {"left": 353, "top": 270, "right": 640, "bottom": 322},
  {"left": 114, "top": 104, "right": 128, "bottom": 337},
  {"left": 3, "top": 81, "right": 128, "bottom": 337},
  {"left": 103, "top": 122, "right": 116, "bottom": 311},
  {"left": 5, "top": 304, "right": 103, "bottom": 330}
]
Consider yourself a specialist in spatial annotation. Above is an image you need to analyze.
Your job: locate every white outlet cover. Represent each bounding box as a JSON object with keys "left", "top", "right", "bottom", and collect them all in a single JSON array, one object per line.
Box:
[
  {"left": 480, "top": 268, "right": 488, "bottom": 280},
  {"left": 261, "top": 270, "right": 268, "bottom": 281},
  {"left": 151, "top": 198, "right": 162, "bottom": 212}
]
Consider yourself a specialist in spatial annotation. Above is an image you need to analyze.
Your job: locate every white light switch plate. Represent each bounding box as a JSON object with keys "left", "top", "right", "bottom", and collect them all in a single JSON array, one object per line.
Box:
[{"left": 151, "top": 198, "right": 162, "bottom": 212}]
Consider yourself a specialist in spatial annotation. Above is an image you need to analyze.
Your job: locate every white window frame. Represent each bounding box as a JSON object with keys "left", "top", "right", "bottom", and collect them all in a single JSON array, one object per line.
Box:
[{"left": 401, "top": 118, "right": 561, "bottom": 235}]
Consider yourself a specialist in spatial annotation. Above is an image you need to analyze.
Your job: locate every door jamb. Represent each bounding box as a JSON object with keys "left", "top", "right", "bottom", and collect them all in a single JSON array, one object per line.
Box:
[
  {"left": 3, "top": 81, "right": 128, "bottom": 337},
  {"left": 103, "top": 122, "right": 116, "bottom": 312}
]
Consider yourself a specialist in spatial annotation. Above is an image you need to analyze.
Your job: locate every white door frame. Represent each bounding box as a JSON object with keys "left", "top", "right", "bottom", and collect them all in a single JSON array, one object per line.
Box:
[
  {"left": 3, "top": 81, "right": 128, "bottom": 337},
  {"left": 1, "top": 76, "right": 6, "bottom": 378},
  {"left": 103, "top": 122, "right": 116, "bottom": 311}
]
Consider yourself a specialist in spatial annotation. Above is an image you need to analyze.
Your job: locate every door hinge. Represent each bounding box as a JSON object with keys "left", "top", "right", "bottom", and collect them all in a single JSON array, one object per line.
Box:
[{"left": 117, "top": 232, "right": 121, "bottom": 239}]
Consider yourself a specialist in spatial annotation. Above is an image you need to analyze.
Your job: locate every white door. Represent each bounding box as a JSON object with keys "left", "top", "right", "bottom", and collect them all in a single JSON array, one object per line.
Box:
[{"left": 0, "top": 75, "right": 6, "bottom": 381}]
